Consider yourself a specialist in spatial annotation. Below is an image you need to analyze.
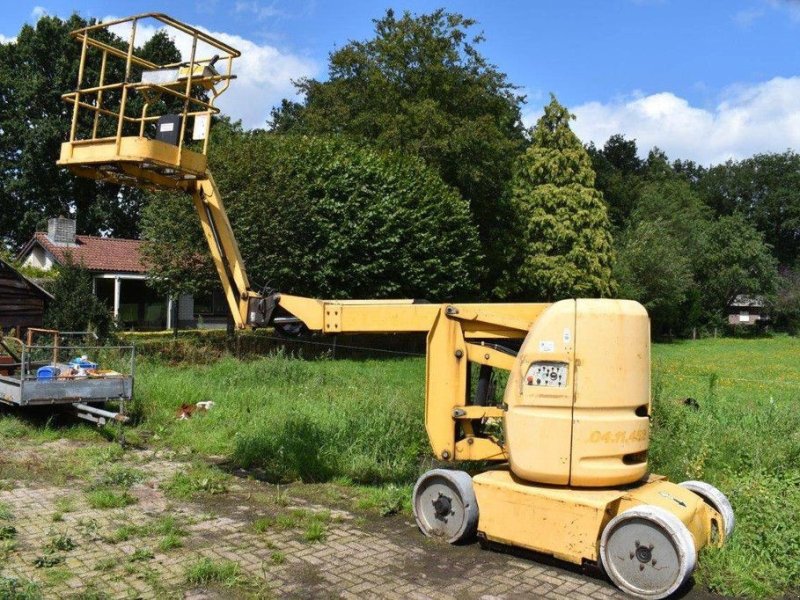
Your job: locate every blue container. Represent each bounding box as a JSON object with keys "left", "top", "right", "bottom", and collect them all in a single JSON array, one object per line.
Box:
[
  {"left": 36, "top": 366, "right": 61, "bottom": 380},
  {"left": 69, "top": 357, "right": 98, "bottom": 370}
]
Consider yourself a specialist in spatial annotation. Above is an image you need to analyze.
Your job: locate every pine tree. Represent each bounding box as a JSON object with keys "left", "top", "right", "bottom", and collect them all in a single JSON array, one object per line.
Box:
[{"left": 504, "top": 96, "right": 615, "bottom": 301}]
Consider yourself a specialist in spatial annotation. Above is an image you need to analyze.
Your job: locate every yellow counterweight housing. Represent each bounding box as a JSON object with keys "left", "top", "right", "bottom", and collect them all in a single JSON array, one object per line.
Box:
[{"left": 505, "top": 299, "right": 651, "bottom": 487}]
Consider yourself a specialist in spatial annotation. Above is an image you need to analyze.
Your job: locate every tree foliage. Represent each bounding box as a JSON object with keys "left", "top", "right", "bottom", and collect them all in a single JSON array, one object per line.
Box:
[
  {"left": 8, "top": 11, "right": 794, "bottom": 336},
  {"left": 695, "top": 214, "right": 777, "bottom": 325},
  {"left": 140, "top": 193, "right": 217, "bottom": 301},
  {"left": 615, "top": 220, "right": 692, "bottom": 334},
  {"left": 270, "top": 9, "right": 527, "bottom": 287},
  {"left": 773, "top": 265, "right": 800, "bottom": 334},
  {"left": 44, "top": 255, "right": 112, "bottom": 340},
  {"left": 0, "top": 16, "right": 181, "bottom": 250},
  {"left": 634, "top": 177, "right": 711, "bottom": 259},
  {"left": 697, "top": 152, "right": 800, "bottom": 266},
  {"left": 604, "top": 145, "right": 780, "bottom": 334},
  {"left": 502, "top": 96, "right": 615, "bottom": 300},
  {"left": 587, "top": 134, "right": 643, "bottom": 231},
  {"left": 145, "top": 123, "right": 482, "bottom": 301}
]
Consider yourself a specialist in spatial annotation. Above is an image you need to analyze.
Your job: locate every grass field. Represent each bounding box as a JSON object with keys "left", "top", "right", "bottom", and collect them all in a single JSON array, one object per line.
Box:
[
  {"left": 128, "top": 335, "right": 800, "bottom": 598},
  {"left": 134, "top": 350, "right": 428, "bottom": 485},
  {"left": 649, "top": 336, "right": 800, "bottom": 598},
  {"left": 3, "top": 334, "right": 799, "bottom": 597}
]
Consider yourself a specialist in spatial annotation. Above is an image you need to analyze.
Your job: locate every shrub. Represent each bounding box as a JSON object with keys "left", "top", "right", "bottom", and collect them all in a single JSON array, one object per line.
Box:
[
  {"left": 44, "top": 255, "right": 113, "bottom": 340},
  {"left": 0, "top": 576, "right": 41, "bottom": 599},
  {"left": 143, "top": 131, "right": 483, "bottom": 302}
]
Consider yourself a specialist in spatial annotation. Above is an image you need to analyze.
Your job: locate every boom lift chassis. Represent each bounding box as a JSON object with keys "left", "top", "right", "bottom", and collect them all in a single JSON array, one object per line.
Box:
[{"left": 56, "top": 15, "right": 733, "bottom": 598}]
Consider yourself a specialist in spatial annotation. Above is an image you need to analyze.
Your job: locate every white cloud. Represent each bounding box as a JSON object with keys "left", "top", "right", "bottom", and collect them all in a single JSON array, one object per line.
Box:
[
  {"left": 0, "top": 34, "right": 16, "bottom": 44},
  {"left": 102, "top": 16, "right": 317, "bottom": 129},
  {"left": 200, "top": 29, "right": 317, "bottom": 128},
  {"left": 31, "top": 6, "right": 47, "bottom": 21},
  {"left": 733, "top": 7, "right": 765, "bottom": 27},
  {"left": 767, "top": 0, "right": 800, "bottom": 21},
  {"left": 234, "top": 1, "right": 284, "bottom": 21},
  {"left": 537, "top": 77, "right": 800, "bottom": 165}
]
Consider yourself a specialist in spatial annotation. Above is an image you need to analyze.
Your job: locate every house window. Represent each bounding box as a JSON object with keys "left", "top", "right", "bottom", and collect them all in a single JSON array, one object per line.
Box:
[
  {"left": 194, "top": 288, "right": 228, "bottom": 317},
  {"left": 739, "top": 311, "right": 750, "bottom": 322}
]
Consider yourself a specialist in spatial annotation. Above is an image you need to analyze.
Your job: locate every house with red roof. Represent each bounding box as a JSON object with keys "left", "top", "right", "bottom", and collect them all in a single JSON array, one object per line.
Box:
[{"left": 17, "top": 217, "right": 227, "bottom": 330}]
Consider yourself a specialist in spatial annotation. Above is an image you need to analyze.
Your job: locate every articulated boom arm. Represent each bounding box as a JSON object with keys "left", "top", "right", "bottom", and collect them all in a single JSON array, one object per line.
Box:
[
  {"left": 270, "top": 294, "right": 550, "bottom": 462},
  {"left": 189, "top": 175, "right": 263, "bottom": 329}
]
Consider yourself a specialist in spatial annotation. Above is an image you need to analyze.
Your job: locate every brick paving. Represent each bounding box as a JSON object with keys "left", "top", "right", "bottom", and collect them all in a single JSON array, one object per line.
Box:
[{"left": 0, "top": 440, "right": 709, "bottom": 599}]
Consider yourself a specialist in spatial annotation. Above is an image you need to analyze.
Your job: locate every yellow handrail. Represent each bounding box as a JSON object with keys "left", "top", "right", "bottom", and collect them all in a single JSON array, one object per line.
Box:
[{"left": 60, "top": 13, "right": 239, "bottom": 157}]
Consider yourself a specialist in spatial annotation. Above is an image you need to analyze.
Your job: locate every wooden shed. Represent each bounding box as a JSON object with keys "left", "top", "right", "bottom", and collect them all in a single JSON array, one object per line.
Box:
[{"left": 0, "top": 258, "right": 53, "bottom": 334}]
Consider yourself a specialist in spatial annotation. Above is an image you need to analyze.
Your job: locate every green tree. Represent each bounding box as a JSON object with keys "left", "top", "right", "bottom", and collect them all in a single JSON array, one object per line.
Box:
[
  {"left": 773, "top": 265, "right": 800, "bottom": 334},
  {"left": 626, "top": 183, "right": 706, "bottom": 333},
  {"left": 587, "top": 134, "right": 643, "bottom": 230},
  {"left": 144, "top": 124, "right": 483, "bottom": 301},
  {"left": 270, "top": 9, "right": 527, "bottom": 290},
  {"left": 671, "top": 158, "right": 706, "bottom": 186},
  {"left": 643, "top": 147, "right": 675, "bottom": 180},
  {"left": 615, "top": 220, "right": 693, "bottom": 335},
  {"left": 501, "top": 96, "right": 615, "bottom": 300},
  {"left": 140, "top": 192, "right": 217, "bottom": 319},
  {"left": 695, "top": 214, "right": 777, "bottom": 326},
  {"left": 632, "top": 177, "right": 711, "bottom": 260},
  {"left": 44, "top": 255, "right": 112, "bottom": 340},
  {"left": 696, "top": 152, "right": 800, "bottom": 266},
  {"left": 0, "top": 17, "right": 181, "bottom": 250}
]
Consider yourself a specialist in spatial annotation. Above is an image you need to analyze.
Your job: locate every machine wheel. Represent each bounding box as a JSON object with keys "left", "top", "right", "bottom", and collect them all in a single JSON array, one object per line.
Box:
[
  {"left": 600, "top": 505, "right": 697, "bottom": 600},
  {"left": 273, "top": 319, "right": 308, "bottom": 337},
  {"left": 412, "top": 469, "right": 478, "bottom": 544},
  {"left": 679, "top": 480, "right": 735, "bottom": 540}
]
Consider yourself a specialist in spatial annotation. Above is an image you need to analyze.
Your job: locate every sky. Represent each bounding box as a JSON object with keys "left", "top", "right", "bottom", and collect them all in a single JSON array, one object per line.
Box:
[{"left": 3, "top": 0, "right": 800, "bottom": 165}]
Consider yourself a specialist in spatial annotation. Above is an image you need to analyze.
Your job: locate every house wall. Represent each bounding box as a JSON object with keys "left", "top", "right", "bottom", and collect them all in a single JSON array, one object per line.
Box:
[
  {"left": 728, "top": 309, "right": 763, "bottom": 325},
  {"left": 178, "top": 295, "right": 194, "bottom": 322},
  {"left": 193, "top": 288, "right": 229, "bottom": 329},
  {"left": 22, "top": 246, "right": 57, "bottom": 270}
]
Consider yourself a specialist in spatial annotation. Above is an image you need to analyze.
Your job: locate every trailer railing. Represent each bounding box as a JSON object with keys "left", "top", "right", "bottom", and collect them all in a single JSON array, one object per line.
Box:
[{"left": 19, "top": 344, "right": 136, "bottom": 382}]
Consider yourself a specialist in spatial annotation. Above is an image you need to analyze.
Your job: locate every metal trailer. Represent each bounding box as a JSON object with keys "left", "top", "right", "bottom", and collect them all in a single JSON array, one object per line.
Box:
[{"left": 0, "top": 335, "right": 134, "bottom": 425}]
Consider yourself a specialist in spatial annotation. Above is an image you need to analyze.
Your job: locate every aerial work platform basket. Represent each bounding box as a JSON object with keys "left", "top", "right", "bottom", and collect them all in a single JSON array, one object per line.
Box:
[{"left": 57, "top": 13, "right": 240, "bottom": 191}]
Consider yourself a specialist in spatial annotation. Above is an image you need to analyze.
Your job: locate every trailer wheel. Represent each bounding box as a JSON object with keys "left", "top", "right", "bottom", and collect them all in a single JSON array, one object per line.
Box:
[
  {"left": 600, "top": 505, "right": 696, "bottom": 600},
  {"left": 679, "top": 480, "right": 735, "bottom": 540},
  {"left": 412, "top": 469, "right": 478, "bottom": 544}
]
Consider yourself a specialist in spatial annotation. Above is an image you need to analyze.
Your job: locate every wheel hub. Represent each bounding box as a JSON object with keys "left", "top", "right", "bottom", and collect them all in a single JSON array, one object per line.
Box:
[
  {"left": 634, "top": 542, "right": 653, "bottom": 563},
  {"left": 432, "top": 493, "right": 453, "bottom": 521}
]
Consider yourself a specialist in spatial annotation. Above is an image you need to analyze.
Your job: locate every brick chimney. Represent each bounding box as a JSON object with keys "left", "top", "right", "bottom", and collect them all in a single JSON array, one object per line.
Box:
[{"left": 47, "top": 216, "right": 77, "bottom": 245}]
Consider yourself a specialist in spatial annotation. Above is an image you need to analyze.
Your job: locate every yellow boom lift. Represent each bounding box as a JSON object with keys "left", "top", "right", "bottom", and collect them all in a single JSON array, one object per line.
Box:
[{"left": 57, "top": 15, "right": 733, "bottom": 598}]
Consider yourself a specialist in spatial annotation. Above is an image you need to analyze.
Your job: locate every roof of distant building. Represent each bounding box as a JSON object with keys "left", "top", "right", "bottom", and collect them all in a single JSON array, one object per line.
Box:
[
  {"left": 729, "top": 294, "right": 765, "bottom": 308},
  {"left": 18, "top": 232, "right": 147, "bottom": 274}
]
